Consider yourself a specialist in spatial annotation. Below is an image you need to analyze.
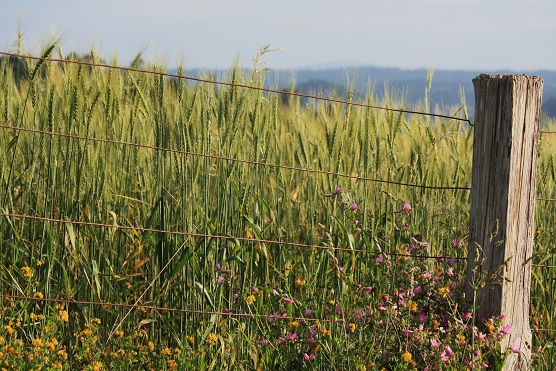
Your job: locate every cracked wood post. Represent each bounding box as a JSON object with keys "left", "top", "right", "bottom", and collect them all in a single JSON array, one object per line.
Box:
[{"left": 466, "top": 74, "right": 543, "bottom": 370}]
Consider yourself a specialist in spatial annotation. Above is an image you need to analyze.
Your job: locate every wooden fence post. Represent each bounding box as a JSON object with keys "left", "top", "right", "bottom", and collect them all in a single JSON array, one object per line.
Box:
[{"left": 466, "top": 74, "right": 543, "bottom": 370}]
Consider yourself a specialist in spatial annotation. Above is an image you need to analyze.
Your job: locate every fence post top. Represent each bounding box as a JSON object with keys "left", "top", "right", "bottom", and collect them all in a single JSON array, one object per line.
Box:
[{"left": 473, "top": 73, "right": 543, "bottom": 84}]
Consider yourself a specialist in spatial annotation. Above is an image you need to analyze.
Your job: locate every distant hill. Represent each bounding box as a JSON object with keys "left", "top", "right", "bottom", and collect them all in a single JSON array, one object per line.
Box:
[{"left": 181, "top": 66, "right": 556, "bottom": 119}]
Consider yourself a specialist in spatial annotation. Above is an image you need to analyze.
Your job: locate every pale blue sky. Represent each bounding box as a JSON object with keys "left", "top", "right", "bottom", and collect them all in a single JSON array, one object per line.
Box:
[{"left": 2, "top": 0, "right": 555, "bottom": 71}]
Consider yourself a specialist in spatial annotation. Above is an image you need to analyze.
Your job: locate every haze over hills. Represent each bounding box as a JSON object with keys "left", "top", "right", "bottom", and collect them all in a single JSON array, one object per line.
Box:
[{"left": 186, "top": 65, "right": 556, "bottom": 119}]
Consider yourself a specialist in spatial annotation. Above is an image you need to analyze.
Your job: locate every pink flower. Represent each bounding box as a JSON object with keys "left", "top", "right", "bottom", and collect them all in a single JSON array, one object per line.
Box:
[
  {"left": 259, "top": 339, "right": 269, "bottom": 345},
  {"left": 403, "top": 203, "right": 412, "bottom": 211},
  {"left": 303, "top": 353, "right": 315, "bottom": 362},
  {"left": 217, "top": 275, "right": 224, "bottom": 285},
  {"left": 499, "top": 312, "right": 506, "bottom": 320},
  {"left": 287, "top": 332, "right": 298, "bottom": 342},
  {"left": 363, "top": 286, "right": 372, "bottom": 292},
  {"left": 336, "top": 186, "right": 342, "bottom": 194},
  {"left": 376, "top": 255, "right": 384, "bottom": 264},
  {"left": 501, "top": 324, "right": 512, "bottom": 335},
  {"left": 350, "top": 203, "right": 358, "bottom": 211},
  {"left": 430, "top": 338, "right": 442, "bottom": 347},
  {"left": 272, "top": 289, "right": 280, "bottom": 296},
  {"left": 510, "top": 342, "right": 521, "bottom": 354},
  {"left": 417, "top": 312, "right": 427, "bottom": 323},
  {"left": 283, "top": 297, "right": 294, "bottom": 305},
  {"left": 305, "top": 308, "right": 312, "bottom": 316}
]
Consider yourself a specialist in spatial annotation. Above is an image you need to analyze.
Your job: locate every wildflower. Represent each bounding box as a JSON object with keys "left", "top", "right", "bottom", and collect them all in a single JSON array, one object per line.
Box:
[
  {"left": 336, "top": 186, "right": 342, "bottom": 194},
  {"left": 303, "top": 353, "right": 315, "bottom": 362},
  {"left": 321, "top": 328, "right": 331, "bottom": 336},
  {"left": 215, "top": 263, "right": 221, "bottom": 270},
  {"left": 168, "top": 359, "right": 178, "bottom": 369},
  {"left": 376, "top": 254, "right": 384, "bottom": 264},
  {"left": 246, "top": 295, "right": 256, "bottom": 305},
  {"left": 272, "top": 289, "right": 280, "bottom": 296},
  {"left": 287, "top": 332, "right": 298, "bottom": 342},
  {"left": 350, "top": 203, "right": 358, "bottom": 211},
  {"left": 32, "top": 338, "right": 43, "bottom": 347},
  {"left": 283, "top": 297, "right": 294, "bottom": 305},
  {"left": 438, "top": 286, "right": 450, "bottom": 299},
  {"left": 206, "top": 333, "right": 218, "bottom": 346},
  {"left": 363, "top": 286, "right": 372, "bottom": 292},
  {"left": 417, "top": 311, "right": 427, "bottom": 323},
  {"left": 148, "top": 341, "right": 155, "bottom": 351},
  {"left": 510, "top": 342, "right": 521, "bottom": 354},
  {"left": 161, "top": 346, "right": 173, "bottom": 356},
  {"left": 114, "top": 329, "right": 124, "bottom": 337},
  {"left": 486, "top": 322, "right": 496, "bottom": 333},
  {"left": 441, "top": 345, "right": 455, "bottom": 361},
  {"left": 501, "top": 324, "right": 512, "bottom": 335},
  {"left": 430, "top": 338, "right": 442, "bottom": 347},
  {"left": 21, "top": 266, "right": 33, "bottom": 278},
  {"left": 402, "top": 351, "right": 412, "bottom": 362},
  {"left": 217, "top": 276, "right": 224, "bottom": 285},
  {"left": 59, "top": 309, "right": 69, "bottom": 323},
  {"left": 403, "top": 203, "right": 412, "bottom": 211},
  {"left": 305, "top": 308, "right": 312, "bottom": 316},
  {"left": 34, "top": 292, "right": 44, "bottom": 299},
  {"left": 499, "top": 312, "right": 507, "bottom": 319},
  {"left": 348, "top": 323, "right": 356, "bottom": 332},
  {"left": 295, "top": 278, "right": 306, "bottom": 288},
  {"left": 290, "top": 321, "right": 300, "bottom": 328},
  {"left": 46, "top": 338, "right": 59, "bottom": 350},
  {"left": 259, "top": 339, "right": 269, "bottom": 345},
  {"left": 325, "top": 193, "right": 333, "bottom": 197}
]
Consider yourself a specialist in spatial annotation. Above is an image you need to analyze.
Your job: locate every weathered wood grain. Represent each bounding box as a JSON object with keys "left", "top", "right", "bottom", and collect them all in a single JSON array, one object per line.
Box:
[{"left": 466, "top": 74, "right": 543, "bottom": 370}]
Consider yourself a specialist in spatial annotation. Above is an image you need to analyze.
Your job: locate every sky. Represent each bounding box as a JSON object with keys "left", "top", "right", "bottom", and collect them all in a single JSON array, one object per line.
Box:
[{"left": 2, "top": 0, "right": 555, "bottom": 72}]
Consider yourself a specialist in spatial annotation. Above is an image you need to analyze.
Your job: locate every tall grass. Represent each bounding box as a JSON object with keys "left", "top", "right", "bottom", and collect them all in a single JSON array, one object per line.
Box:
[{"left": 1, "top": 45, "right": 555, "bottom": 369}]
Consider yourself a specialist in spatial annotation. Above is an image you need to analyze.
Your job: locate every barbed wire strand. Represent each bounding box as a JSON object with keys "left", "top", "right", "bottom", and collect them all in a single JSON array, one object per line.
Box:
[
  {"left": 0, "top": 51, "right": 471, "bottom": 126},
  {"left": 0, "top": 294, "right": 338, "bottom": 324},
  {"left": 0, "top": 124, "right": 470, "bottom": 191},
  {"left": 0, "top": 212, "right": 466, "bottom": 261}
]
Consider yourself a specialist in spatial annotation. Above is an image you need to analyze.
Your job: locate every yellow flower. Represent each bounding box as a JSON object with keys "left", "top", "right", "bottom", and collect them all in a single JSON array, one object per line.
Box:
[
  {"left": 295, "top": 278, "right": 306, "bottom": 288},
  {"left": 46, "top": 338, "right": 58, "bottom": 350},
  {"left": 290, "top": 321, "right": 300, "bottom": 328},
  {"left": 92, "top": 361, "right": 103, "bottom": 371},
  {"left": 5, "top": 325, "right": 14, "bottom": 335},
  {"left": 114, "top": 329, "right": 124, "bottom": 337},
  {"left": 487, "top": 322, "right": 496, "bottom": 333},
  {"left": 21, "top": 266, "right": 33, "bottom": 278},
  {"left": 438, "top": 286, "right": 450, "bottom": 299},
  {"left": 408, "top": 301, "right": 418, "bottom": 312},
  {"left": 246, "top": 295, "right": 256, "bottom": 305},
  {"left": 148, "top": 341, "right": 155, "bottom": 351},
  {"left": 59, "top": 310, "right": 69, "bottom": 323},
  {"left": 168, "top": 359, "right": 178, "bottom": 369},
  {"left": 34, "top": 292, "right": 44, "bottom": 299},
  {"left": 33, "top": 338, "right": 43, "bottom": 348},
  {"left": 206, "top": 332, "right": 218, "bottom": 345},
  {"left": 161, "top": 347, "right": 172, "bottom": 356},
  {"left": 321, "top": 328, "right": 331, "bottom": 336},
  {"left": 348, "top": 323, "right": 356, "bottom": 333},
  {"left": 402, "top": 351, "right": 412, "bottom": 362}
]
